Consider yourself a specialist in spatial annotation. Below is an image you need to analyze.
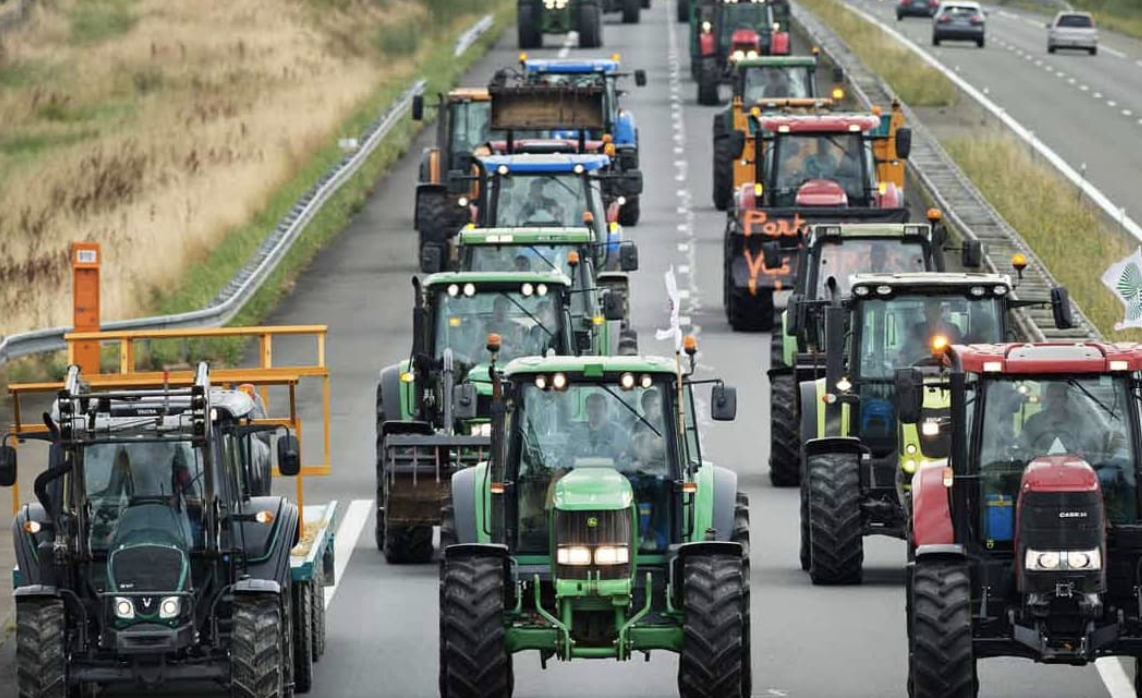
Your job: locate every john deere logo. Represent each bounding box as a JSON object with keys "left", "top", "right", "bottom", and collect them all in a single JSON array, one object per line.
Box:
[{"left": 587, "top": 517, "right": 599, "bottom": 528}]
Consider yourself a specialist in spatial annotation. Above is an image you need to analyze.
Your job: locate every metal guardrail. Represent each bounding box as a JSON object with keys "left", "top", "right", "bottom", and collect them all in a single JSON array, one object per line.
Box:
[
  {"left": 0, "top": 14, "right": 495, "bottom": 369},
  {"left": 791, "top": 1, "right": 1099, "bottom": 342}
]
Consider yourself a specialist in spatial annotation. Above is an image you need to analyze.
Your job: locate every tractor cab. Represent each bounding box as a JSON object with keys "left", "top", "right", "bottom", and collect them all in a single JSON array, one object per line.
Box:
[
  {"left": 693, "top": 0, "right": 791, "bottom": 105},
  {"left": 439, "top": 349, "right": 751, "bottom": 694},
  {"left": 900, "top": 343, "right": 1142, "bottom": 695}
]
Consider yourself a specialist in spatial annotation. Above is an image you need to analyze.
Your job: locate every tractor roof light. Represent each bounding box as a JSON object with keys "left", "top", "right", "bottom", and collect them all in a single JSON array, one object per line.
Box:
[
  {"left": 535, "top": 375, "right": 548, "bottom": 390},
  {"left": 573, "top": 164, "right": 585, "bottom": 174},
  {"left": 1110, "top": 360, "right": 1129, "bottom": 371},
  {"left": 982, "top": 361, "right": 1002, "bottom": 372},
  {"left": 620, "top": 372, "right": 636, "bottom": 390},
  {"left": 522, "top": 283, "right": 535, "bottom": 297},
  {"left": 970, "top": 286, "right": 985, "bottom": 297},
  {"left": 552, "top": 372, "right": 569, "bottom": 391},
  {"left": 463, "top": 283, "right": 476, "bottom": 296},
  {"left": 447, "top": 284, "right": 460, "bottom": 297},
  {"left": 702, "top": 20, "right": 712, "bottom": 32},
  {"left": 993, "top": 285, "right": 1008, "bottom": 296},
  {"left": 876, "top": 285, "right": 892, "bottom": 296},
  {"left": 537, "top": 283, "right": 548, "bottom": 296},
  {"left": 497, "top": 164, "right": 509, "bottom": 175},
  {"left": 639, "top": 374, "right": 654, "bottom": 389},
  {"left": 1011, "top": 252, "right": 1028, "bottom": 271}
]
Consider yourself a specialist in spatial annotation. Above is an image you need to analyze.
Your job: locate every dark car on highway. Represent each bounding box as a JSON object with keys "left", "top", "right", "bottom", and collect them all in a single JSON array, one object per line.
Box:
[
  {"left": 897, "top": 0, "right": 938, "bottom": 20},
  {"left": 933, "top": 1, "right": 985, "bottom": 47}
]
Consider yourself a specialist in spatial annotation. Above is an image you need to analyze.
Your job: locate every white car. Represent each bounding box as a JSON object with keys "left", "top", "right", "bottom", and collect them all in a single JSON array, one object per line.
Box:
[{"left": 1047, "top": 11, "right": 1098, "bottom": 55}]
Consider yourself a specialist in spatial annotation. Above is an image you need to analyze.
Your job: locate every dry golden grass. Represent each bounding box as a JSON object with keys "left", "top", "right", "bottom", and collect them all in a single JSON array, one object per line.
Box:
[
  {"left": 0, "top": 0, "right": 444, "bottom": 336},
  {"left": 945, "top": 132, "right": 1142, "bottom": 341}
]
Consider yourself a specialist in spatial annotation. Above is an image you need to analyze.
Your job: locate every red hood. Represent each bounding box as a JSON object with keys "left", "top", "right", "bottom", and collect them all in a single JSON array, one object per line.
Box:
[
  {"left": 1020, "top": 455, "right": 1100, "bottom": 494},
  {"left": 795, "top": 179, "right": 848, "bottom": 207},
  {"left": 731, "top": 28, "right": 760, "bottom": 50}
]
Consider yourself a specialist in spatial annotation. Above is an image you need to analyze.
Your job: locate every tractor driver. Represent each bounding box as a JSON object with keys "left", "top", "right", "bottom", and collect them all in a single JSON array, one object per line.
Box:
[
  {"left": 1018, "top": 382, "right": 1100, "bottom": 458},
  {"left": 760, "top": 68, "right": 791, "bottom": 100},
  {"left": 519, "top": 179, "right": 566, "bottom": 225},
  {"left": 629, "top": 388, "right": 667, "bottom": 474},
  {"left": 802, "top": 137, "right": 840, "bottom": 179},
  {"left": 486, "top": 295, "right": 525, "bottom": 354},
  {"left": 568, "top": 392, "right": 630, "bottom": 463}
]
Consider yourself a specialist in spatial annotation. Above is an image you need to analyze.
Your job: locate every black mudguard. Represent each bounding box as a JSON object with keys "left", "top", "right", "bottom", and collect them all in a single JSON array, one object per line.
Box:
[
  {"left": 12, "top": 503, "right": 51, "bottom": 587},
  {"left": 377, "top": 363, "right": 405, "bottom": 422},
  {"left": 239, "top": 497, "right": 299, "bottom": 588},
  {"left": 450, "top": 467, "right": 480, "bottom": 545},
  {"left": 803, "top": 436, "right": 865, "bottom": 461},
  {"left": 709, "top": 465, "right": 739, "bottom": 543}
]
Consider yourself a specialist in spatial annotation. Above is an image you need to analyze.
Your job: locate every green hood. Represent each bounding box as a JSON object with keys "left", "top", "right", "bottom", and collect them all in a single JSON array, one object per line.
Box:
[{"left": 552, "top": 463, "right": 633, "bottom": 512}]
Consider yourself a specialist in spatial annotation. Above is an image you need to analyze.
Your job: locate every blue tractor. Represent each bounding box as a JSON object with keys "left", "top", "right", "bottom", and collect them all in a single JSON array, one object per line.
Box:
[{"left": 518, "top": 57, "right": 648, "bottom": 226}]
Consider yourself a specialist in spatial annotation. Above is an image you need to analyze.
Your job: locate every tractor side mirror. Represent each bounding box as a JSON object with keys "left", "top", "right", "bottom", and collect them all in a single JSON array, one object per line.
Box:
[
  {"left": 728, "top": 130, "right": 746, "bottom": 159},
  {"left": 711, "top": 385, "right": 737, "bottom": 421},
  {"left": 1051, "top": 286, "right": 1075, "bottom": 329},
  {"left": 412, "top": 305, "right": 427, "bottom": 358},
  {"left": 603, "top": 290, "right": 626, "bottom": 321},
  {"left": 895, "top": 127, "right": 913, "bottom": 160},
  {"left": 619, "top": 242, "right": 639, "bottom": 272},
  {"left": 762, "top": 241, "right": 782, "bottom": 271},
  {"left": 420, "top": 245, "right": 443, "bottom": 274},
  {"left": 0, "top": 445, "right": 17, "bottom": 487},
  {"left": 895, "top": 368, "right": 924, "bottom": 425},
  {"left": 277, "top": 435, "right": 301, "bottom": 477},
  {"left": 961, "top": 239, "right": 983, "bottom": 269},
  {"left": 453, "top": 383, "right": 479, "bottom": 421},
  {"left": 634, "top": 69, "right": 647, "bottom": 87},
  {"left": 786, "top": 293, "right": 803, "bottom": 335},
  {"left": 411, "top": 94, "right": 425, "bottom": 121}
]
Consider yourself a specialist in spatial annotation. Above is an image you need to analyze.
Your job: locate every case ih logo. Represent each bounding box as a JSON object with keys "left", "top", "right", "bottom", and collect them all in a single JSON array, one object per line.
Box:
[{"left": 1059, "top": 511, "right": 1088, "bottom": 519}]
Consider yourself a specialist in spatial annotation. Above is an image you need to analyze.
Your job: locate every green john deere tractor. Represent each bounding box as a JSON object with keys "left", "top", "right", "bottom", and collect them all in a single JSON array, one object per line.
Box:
[
  {"left": 456, "top": 226, "right": 640, "bottom": 355},
  {"left": 440, "top": 352, "right": 750, "bottom": 698},
  {"left": 796, "top": 271, "right": 1075, "bottom": 584},
  {"left": 375, "top": 270, "right": 627, "bottom": 563},
  {"left": 765, "top": 217, "right": 982, "bottom": 486},
  {"left": 518, "top": 0, "right": 604, "bottom": 49}
]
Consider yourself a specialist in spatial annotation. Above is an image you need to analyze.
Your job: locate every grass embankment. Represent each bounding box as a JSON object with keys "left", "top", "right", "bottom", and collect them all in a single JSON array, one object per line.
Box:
[
  {"left": 797, "top": 0, "right": 957, "bottom": 107},
  {"left": 801, "top": 0, "right": 1139, "bottom": 340},
  {"left": 0, "top": 0, "right": 509, "bottom": 378},
  {"left": 997, "top": 0, "right": 1142, "bottom": 41}
]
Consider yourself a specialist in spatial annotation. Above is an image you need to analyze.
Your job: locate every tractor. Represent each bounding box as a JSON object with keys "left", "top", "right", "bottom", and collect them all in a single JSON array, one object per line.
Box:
[
  {"left": 711, "top": 53, "right": 846, "bottom": 211},
  {"left": 455, "top": 226, "right": 640, "bottom": 354},
  {"left": 375, "top": 270, "right": 627, "bottom": 563},
  {"left": 410, "top": 88, "right": 496, "bottom": 274},
  {"left": 3, "top": 325, "right": 338, "bottom": 697},
  {"left": 895, "top": 340, "right": 1142, "bottom": 698},
  {"left": 520, "top": 56, "right": 648, "bottom": 225},
  {"left": 797, "top": 271, "right": 1075, "bottom": 584},
  {"left": 517, "top": 0, "right": 604, "bottom": 49},
  {"left": 439, "top": 347, "right": 751, "bottom": 698},
  {"left": 692, "top": 0, "right": 792, "bottom": 106},
  {"left": 765, "top": 217, "right": 983, "bottom": 486},
  {"left": 721, "top": 104, "right": 913, "bottom": 331}
]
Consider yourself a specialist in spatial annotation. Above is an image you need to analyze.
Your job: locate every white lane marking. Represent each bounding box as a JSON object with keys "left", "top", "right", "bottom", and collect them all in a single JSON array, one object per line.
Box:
[
  {"left": 1124, "top": 109, "right": 1133, "bottom": 117},
  {"left": 998, "top": 10, "right": 1018, "bottom": 19},
  {"left": 323, "top": 498, "right": 373, "bottom": 608},
  {"left": 1068, "top": 78, "right": 1076, "bottom": 84},
  {"left": 1080, "top": 84, "right": 1090, "bottom": 91},
  {"left": 1108, "top": 100, "right": 1117, "bottom": 107},
  {"left": 1096, "top": 658, "right": 1134, "bottom": 698},
  {"left": 1102, "top": 45, "right": 1127, "bottom": 59},
  {"left": 1022, "top": 18, "right": 1041, "bottom": 28},
  {"left": 1094, "top": 91, "right": 1103, "bottom": 99},
  {"left": 557, "top": 31, "right": 578, "bottom": 58}
]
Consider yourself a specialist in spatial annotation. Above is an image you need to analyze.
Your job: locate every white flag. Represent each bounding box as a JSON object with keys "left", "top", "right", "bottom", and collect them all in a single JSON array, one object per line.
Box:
[
  {"left": 1101, "top": 246, "right": 1142, "bottom": 331},
  {"left": 655, "top": 266, "right": 683, "bottom": 352}
]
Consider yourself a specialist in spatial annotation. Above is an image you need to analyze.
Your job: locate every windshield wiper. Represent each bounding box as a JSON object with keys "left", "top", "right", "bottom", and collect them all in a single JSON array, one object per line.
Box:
[
  {"left": 1067, "top": 379, "right": 1118, "bottom": 419},
  {"left": 596, "top": 384, "right": 662, "bottom": 438},
  {"left": 525, "top": 245, "right": 559, "bottom": 272},
  {"left": 499, "top": 292, "right": 555, "bottom": 339}
]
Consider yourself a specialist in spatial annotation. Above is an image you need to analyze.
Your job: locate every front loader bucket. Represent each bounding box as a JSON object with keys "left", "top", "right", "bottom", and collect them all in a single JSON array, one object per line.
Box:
[{"left": 381, "top": 433, "right": 492, "bottom": 527}]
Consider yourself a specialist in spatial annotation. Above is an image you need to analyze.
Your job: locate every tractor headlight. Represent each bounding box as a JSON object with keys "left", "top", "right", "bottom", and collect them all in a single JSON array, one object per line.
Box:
[
  {"left": 557, "top": 545, "right": 592, "bottom": 566},
  {"left": 731, "top": 50, "right": 745, "bottom": 61},
  {"left": 594, "top": 545, "right": 630, "bottom": 566},
  {"left": 159, "top": 597, "right": 181, "bottom": 620},
  {"left": 469, "top": 422, "right": 492, "bottom": 437},
  {"left": 1024, "top": 549, "right": 1102, "bottom": 572},
  {"left": 114, "top": 597, "right": 135, "bottom": 620},
  {"left": 921, "top": 420, "right": 940, "bottom": 436}
]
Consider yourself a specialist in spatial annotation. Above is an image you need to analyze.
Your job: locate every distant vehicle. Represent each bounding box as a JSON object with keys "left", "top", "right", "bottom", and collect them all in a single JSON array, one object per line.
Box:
[
  {"left": 932, "top": 1, "right": 985, "bottom": 48},
  {"left": 1047, "top": 11, "right": 1098, "bottom": 55},
  {"left": 896, "top": 0, "right": 938, "bottom": 20}
]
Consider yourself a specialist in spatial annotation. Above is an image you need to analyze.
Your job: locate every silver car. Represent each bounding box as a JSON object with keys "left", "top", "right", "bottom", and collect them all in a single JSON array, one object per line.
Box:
[
  {"left": 933, "top": 1, "right": 985, "bottom": 48},
  {"left": 1047, "top": 11, "right": 1098, "bottom": 55}
]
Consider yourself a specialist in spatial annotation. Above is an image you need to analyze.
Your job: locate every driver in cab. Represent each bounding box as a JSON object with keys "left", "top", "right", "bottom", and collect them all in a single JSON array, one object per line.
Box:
[
  {"left": 569, "top": 392, "right": 629, "bottom": 463},
  {"left": 1019, "top": 383, "right": 1099, "bottom": 457},
  {"left": 519, "top": 179, "right": 566, "bottom": 225}
]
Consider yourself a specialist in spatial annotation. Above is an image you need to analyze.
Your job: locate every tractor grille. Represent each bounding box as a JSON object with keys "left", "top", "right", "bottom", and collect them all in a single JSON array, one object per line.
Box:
[
  {"left": 554, "top": 509, "right": 632, "bottom": 581},
  {"left": 109, "top": 545, "right": 184, "bottom": 593}
]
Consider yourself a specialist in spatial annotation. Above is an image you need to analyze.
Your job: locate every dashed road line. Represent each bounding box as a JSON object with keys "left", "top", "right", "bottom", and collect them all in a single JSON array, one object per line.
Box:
[
  {"left": 557, "top": 31, "right": 578, "bottom": 58},
  {"left": 1102, "top": 45, "right": 1127, "bottom": 59}
]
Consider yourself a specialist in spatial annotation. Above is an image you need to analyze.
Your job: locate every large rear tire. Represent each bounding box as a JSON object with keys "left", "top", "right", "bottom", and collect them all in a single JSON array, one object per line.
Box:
[
  {"left": 732, "top": 493, "right": 752, "bottom": 698},
  {"left": 311, "top": 571, "right": 326, "bottom": 661},
  {"left": 16, "top": 598, "right": 67, "bottom": 698},
  {"left": 677, "top": 0, "right": 690, "bottom": 22},
  {"left": 910, "top": 559, "right": 977, "bottom": 698},
  {"left": 799, "top": 475, "right": 810, "bottom": 571},
  {"left": 384, "top": 522, "right": 435, "bottom": 564},
  {"left": 518, "top": 2, "right": 542, "bottom": 48},
  {"left": 578, "top": 3, "right": 602, "bottom": 48},
  {"left": 697, "top": 59, "right": 719, "bottom": 106},
  {"left": 768, "top": 369, "right": 799, "bottom": 487},
  {"left": 678, "top": 554, "right": 745, "bottom": 698},
  {"left": 416, "top": 191, "right": 454, "bottom": 274},
  {"left": 440, "top": 554, "right": 513, "bottom": 698},
  {"left": 806, "top": 452, "right": 864, "bottom": 585},
  {"left": 618, "top": 195, "right": 641, "bottom": 226},
  {"left": 232, "top": 595, "right": 287, "bottom": 698},
  {"left": 727, "top": 286, "right": 773, "bottom": 332},
  {"left": 622, "top": 0, "right": 640, "bottom": 23},
  {"left": 291, "top": 583, "right": 314, "bottom": 694},
  {"left": 712, "top": 133, "right": 735, "bottom": 211}
]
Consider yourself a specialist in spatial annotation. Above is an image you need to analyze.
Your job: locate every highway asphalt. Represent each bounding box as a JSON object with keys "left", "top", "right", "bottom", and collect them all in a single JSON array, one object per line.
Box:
[
  {"left": 0, "top": 1, "right": 1126, "bottom": 696},
  {"left": 850, "top": 0, "right": 1142, "bottom": 226}
]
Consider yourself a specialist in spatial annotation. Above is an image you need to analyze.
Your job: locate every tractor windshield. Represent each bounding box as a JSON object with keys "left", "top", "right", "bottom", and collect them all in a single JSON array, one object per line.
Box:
[
  {"left": 810, "top": 239, "right": 929, "bottom": 298},
  {"left": 719, "top": 4, "right": 771, "bottom": 48},
  {"left": 511, "top": 380, "right": 677, "bottom": 553},
  {"left": 83, "top": 439, "right": 204, "bottom": 552},
  {"left": 975, "top": 375, "right": 1137, "bottom": 530},
  {"left": 768, "top": 132, "right": 873, "bottom": 206},
  {"left": 491, "top": 174, "right": 593, "bottom": 228},
  {"left": 432, "top": 286, "right": 566, "bottom": 367},
  {"left": 856, "top": 294, "right": 1002, "bottom": 378},
  {"left": 743, "top": 66, "right": 813, "bottom": 101},
  {"left": 461, "top": 244, "right": 593, "bottom": 319},
  {"left": 448, "top": 101, "right": 496, "bottom": 157}
]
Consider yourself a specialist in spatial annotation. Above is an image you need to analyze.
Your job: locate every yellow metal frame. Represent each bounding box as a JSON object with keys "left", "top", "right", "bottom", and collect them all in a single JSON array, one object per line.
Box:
[{"left": 7, "top": 326, "right": 331, "bottom": 516}]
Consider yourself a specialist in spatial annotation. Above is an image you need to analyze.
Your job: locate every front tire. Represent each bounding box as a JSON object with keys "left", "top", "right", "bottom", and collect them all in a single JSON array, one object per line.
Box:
[
  {"left": 733, "top": 493, "right": 752, "bottom": 698},
  {"left": 727, "top": 286, "right": 773, "bottom": 332},
  {"left": 910, "top": 559, "right": 976, "bottom": 698},
  {"left": 697, "top": 59, "right": 719, "bottom": 106},
  {"left": 292, "top": 583, "right": 314, "bottom": 693},
  {"left": 678, "top": 554, "right": 745, "bottom": 698},
  {"left": 518, "top": 2, "right": 541, "bottom": 48},
  {"left": 677, "top": 0, "right": 690, "bottom": 22},
  {"left": 768, "top": 368, "right": 799, "bottom": 487},
  {"left": 622, "top": 0, "right": 640, "bottom": 23},
  {"left": 806, "top": 452, "right": 864, "bottom": 585},
  {"left": 232, "top": 595, "right": 287, "bottom": 698},
  {"left": 618, "top": 195, "right": 641, "bottom": 226},
  {"left": 440, "top": 554, "right": 513, "bottom": 698},
  {"left": 578, "top": 3, "right": 602, "bottom": 48},
  {"left": 384, "top": 522, "right": 435, "bottom": 564},
  {"left": 712, "top": 133, "right": 734, "bottom": 211},
  {"left": 16, "top": 598, "right": 67, "bottom": 698}
]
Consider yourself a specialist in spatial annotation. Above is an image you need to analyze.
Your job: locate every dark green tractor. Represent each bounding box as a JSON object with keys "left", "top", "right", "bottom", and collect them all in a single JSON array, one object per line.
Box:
[
  {"left": 518, "top": 0, "right": 603, "bottom": 49},
  {"left": 440, "top": 351, "right": 751, "bottom": 698}
]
